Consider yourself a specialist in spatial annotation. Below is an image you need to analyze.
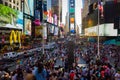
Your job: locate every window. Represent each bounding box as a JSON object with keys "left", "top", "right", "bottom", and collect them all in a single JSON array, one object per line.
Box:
[
  {"left": 17, "top": 2, "right": 19, "bottom": 5},
  {"left": 17, "top": 7, "right": 19, "bottom": 10},
  {"left": 9, "top": 4, "right": 12, "bottom": 8},
  {"left": 13, "top": 0, "right": 15, "bottom": 3},
  {"left": 13, "top": 6, "right": 15, "bottom": 9},
  {"left": 5, "top": 2, "right": 8, "bottom": 6}
]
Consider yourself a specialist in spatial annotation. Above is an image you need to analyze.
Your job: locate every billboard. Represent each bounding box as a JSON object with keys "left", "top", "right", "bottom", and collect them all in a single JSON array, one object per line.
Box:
[
  {"left": 85, "top": 24, "right": 118, "bottom": 36},
  {"left": 43, "top": 0, "right": 47, "bottom": 20},
  {"left": 35, "top": 26, "right": 43, "bottom": 38},
  {"left": 48, "top": 25, "right": 54, "bottom": 34},
  {"left": 69, "top": 0, "right": 75, "bottom": 13},
  {"left": 0, "top": 4, "right": 23, "bottom": 29},
  {"left": 70, "top": 24, "right": 75, "bottom": 33},
  {"left": 54, "top": 27, "right": 59, "bottom": 36},
  {"left": 24, "top": 0, "right": 34, "bottom": 16},
  {"left": 35, "top": 10, "right": 40, "bottom": 19},
  {"left": 43, "top": 26, "right": 47, "bottom": 39},
  {"left": 53, "top": 14, "right": 58, "bottom": 25},
  {"left": 10, "top": 30, "right": 21, "bottom": 45},
  {"left": 24, "top": 19, "right": 31, "bottom": 35}
]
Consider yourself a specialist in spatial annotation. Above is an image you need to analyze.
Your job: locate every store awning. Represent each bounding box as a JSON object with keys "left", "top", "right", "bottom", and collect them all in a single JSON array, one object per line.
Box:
[
  {"left": 104, "top": 39, "right": 120, "bottom": 46},
  {"left": 0, "top": 24, "right": 22, "bottom": 30}
]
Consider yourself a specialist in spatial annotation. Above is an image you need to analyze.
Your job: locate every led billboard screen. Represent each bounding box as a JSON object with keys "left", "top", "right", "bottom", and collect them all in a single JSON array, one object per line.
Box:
[
  {"left": 0, "top": 4, "right": 23, "bottom": 29},
  {"left": 24, "top": 19, "right": 31, "bottom": 35},
  {"left": 24, "top": 0, "right": 34, "bottom": 16}
]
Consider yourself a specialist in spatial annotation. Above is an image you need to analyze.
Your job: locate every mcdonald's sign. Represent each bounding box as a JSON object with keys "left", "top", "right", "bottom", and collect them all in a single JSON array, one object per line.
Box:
[{"left": 10, "top": 30, "right": 21, "bottom": 45}]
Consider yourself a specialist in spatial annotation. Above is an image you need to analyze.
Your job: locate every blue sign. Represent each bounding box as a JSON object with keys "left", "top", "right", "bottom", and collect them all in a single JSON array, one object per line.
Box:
[
  {"left": 70, "top": 30, "right": 75, "bottom": 33},
  {"left": 70, "top": 0, "right": 75, "bottom": 8}
]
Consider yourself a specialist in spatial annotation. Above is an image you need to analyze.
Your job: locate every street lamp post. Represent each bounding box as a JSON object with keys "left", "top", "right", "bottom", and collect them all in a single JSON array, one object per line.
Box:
[
  {"left": 97, "top": 0, "right": 100, "bottom": 59},
  {"left": 42, "top": 0, "right": 45, "bottom": 55}
]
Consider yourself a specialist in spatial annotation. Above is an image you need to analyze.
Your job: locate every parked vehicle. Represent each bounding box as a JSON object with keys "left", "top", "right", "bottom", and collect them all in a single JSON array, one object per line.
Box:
[{"left": 3, "top": 52, "right": 17, "bottom": 59}]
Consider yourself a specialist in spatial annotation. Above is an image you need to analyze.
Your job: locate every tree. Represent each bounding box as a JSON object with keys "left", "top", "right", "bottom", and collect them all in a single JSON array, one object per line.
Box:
[{"left": 0, "top": 4, "right": 18, "bottom": 25}]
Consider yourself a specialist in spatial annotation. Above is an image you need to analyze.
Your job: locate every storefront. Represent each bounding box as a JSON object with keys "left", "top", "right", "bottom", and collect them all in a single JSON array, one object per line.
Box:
[{"left": 0, "top": 27, "right": 22, "bottom": 53}]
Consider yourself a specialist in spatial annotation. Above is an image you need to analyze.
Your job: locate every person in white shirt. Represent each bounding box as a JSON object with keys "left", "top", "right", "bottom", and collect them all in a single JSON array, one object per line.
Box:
[{"left": 115, "top": 71, "right": 120, "bottom": 80}]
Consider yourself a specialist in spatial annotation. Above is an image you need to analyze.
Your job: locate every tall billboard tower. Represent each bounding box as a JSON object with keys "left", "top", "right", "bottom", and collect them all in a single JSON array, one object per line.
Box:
[{"left": 69, "top": 0, "right": 75, "bottom": 34}]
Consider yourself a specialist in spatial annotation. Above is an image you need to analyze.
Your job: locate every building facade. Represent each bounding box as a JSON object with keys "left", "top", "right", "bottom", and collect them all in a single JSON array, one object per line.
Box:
[
  {"left": 82, "top": 0, "right": 120, "bottom": 36},
  {"left": 2, "top": 0, "right": 21, "bottom": 11}
]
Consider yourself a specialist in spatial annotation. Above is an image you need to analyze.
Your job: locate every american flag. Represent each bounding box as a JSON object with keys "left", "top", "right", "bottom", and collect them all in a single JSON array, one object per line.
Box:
[
  {"left": 47, "top": 10, "right": 53, "bottom": 23},
  {"left": 98, "top": 0, "right": 104, "bottom": 18},
  {"left": 114, "top": 0, "right": 117, "bottom": 4}
]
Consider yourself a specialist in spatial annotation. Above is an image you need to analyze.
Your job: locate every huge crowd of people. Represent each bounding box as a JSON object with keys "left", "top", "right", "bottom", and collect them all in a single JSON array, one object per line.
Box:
[{"left": 0, "top": 38, "right": 120, "bottom": 80}]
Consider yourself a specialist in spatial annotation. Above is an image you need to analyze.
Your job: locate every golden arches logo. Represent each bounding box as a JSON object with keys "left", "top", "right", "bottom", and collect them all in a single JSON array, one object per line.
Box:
[{"left": 10, "top": 30, "right": 21, "bottom": 45}]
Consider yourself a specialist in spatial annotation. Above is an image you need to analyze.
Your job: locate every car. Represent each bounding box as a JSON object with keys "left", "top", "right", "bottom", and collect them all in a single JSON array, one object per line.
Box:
[{"left": 3, "top": 52, "right": 17, "bottom": 59}]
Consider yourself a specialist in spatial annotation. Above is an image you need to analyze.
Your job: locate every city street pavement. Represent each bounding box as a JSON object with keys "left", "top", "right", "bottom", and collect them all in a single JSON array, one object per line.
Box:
[{"left": 78, "top": 55, "right": 87, "bottom": 67}]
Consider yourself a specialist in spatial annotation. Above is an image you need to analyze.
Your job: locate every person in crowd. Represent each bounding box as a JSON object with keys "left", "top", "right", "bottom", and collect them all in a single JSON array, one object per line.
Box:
[
  {"left": 11, "top": 70, "right": 17, "bottom": 80},
  {"left": 33, "top": 62, "right": 47, "bottom": 80},
  {"left": 1, "top": 38, "right": 120, "bottom": 80},
  {"left": 25, "top": 69, "right": 36, "bottom": 80},
  {"left": 16, "top": 68, "right": 24, "bottom": 80},
  {"left": 115, "top": 70, "right": 120, "bottom": 80}
]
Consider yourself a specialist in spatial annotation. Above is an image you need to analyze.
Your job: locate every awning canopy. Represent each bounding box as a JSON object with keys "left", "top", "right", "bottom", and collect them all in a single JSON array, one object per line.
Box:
[
  {"left": 0, "top": 24, "right": 22, "bottom": 30},
  {"left": 104, "top": 39, "right": 120, "bottom": 46}
]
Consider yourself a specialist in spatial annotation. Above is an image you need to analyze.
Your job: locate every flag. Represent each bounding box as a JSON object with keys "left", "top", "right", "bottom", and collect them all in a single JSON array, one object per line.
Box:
[
  {"left": 98, "top": 0, "right": 104, "bottom": 18},
  {"left": 114, "top": 0, "right": 117, "bottom": 4}
]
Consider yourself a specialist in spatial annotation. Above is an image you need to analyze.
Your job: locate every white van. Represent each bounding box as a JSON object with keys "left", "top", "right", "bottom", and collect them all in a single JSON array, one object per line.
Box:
[{"left": 3, "top": 52, "right": 17, "bottom": 59}]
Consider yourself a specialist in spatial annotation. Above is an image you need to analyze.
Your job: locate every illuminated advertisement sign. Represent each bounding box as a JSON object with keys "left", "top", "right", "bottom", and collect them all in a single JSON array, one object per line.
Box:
[
  {"left": 43, "top": 26, "right": 47, "bottom": 39},
  {"left": 70, "top": 24, "right": 75, "bottom": 33},
  {"left": 25, "top": 19, "right": 31, "bottom": 35},
  {"left": 69, "top": 0, "right": 75, "bottom": 13},
  {"left": 54, "top": 27, "right": 59, "bottom": 36},
  {"left": 54, "top": 14, "right": 58, "bottom": 25},
  {"left": 35, "top": 10, "right": 40, "bottom": 19},
  {"left": 35, "top": 26, "right": 43, "bottom": 38},
  {"left": 48, "top": 25, "right": 54, "bottom": 34},
  {"left": 85, "top": 24, "right": 117, "bottom": 36},
  {"left": 0, "top": 4, "right": 23, "bottom": 29},
  {"left": 24, "top": 0, "right": 34, "bottom": 16},
  {"left": 10, "top": 30, "right": 21, "bottom": 45},
  {"left": 69, "top": 0, "right": 75, "bottom": 33},
  {"left": 43, "top": 0, "right": 47, "bottom": 20}
]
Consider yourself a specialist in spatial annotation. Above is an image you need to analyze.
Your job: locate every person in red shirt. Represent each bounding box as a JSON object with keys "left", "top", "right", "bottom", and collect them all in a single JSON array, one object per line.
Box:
[
  {"left": 70, "top": 71, "right": 75, "bottom": 80},
  {"left": 101, "top": 67, "right": 105, "bottom": 79}
]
